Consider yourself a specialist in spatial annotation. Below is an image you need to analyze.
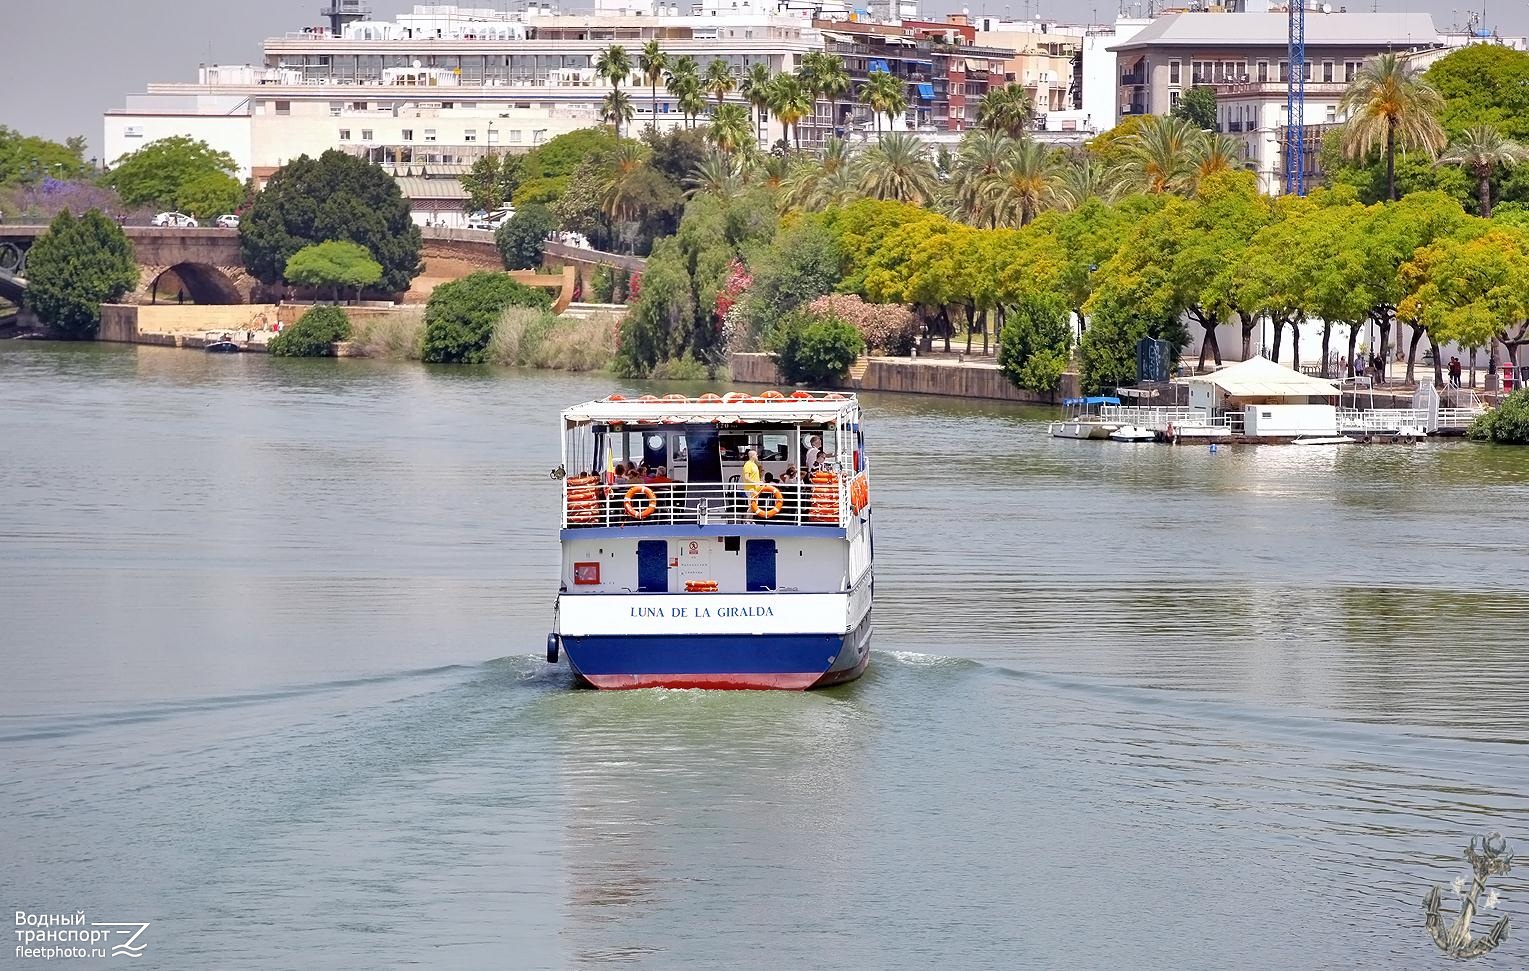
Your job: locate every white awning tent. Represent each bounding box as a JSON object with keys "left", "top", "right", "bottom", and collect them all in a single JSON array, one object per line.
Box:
[{"left": 1179, "top": 357, "right": 1338, "bottom": 400}]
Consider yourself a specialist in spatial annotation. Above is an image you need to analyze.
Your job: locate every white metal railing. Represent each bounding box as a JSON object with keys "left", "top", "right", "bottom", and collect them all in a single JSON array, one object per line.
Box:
[
  {"left": 561, "top": 478, "right": 851, "bottom": 530},
  {"left": 1100, "top": 405, "right": 1207, "bottom": 430},
  {"left": 1336, "top": 408, "right": 1431, "bottom": 432},
  {"left": 1436, "top": 407, "right": 1485, "bottom": 429}
]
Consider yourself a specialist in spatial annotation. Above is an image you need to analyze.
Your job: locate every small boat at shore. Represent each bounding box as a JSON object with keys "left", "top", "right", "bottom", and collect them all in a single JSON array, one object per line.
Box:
[
  {"left": 1292, "top": 436, "right": 1355, "bottom": 446},
  {"left": 1049, "top": 396, "right": 1122, "bottom": 440},
  {"left": 1108, "top": 425, "right": 1156, "bottom": 442},
  {"left": 204, "top": 332, "right": 242, "bottom": 353}
]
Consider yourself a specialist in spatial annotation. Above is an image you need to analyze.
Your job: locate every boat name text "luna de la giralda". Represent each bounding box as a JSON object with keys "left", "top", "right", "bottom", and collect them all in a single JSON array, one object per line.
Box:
[{"left": 629, "top": 605, "right": 776, "bottom": 619}]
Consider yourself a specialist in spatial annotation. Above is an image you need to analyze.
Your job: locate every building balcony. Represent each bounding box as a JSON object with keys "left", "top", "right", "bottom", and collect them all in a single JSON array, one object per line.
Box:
[{"left": 1119, "top": 71, "right": 1145, "bottom": 86}]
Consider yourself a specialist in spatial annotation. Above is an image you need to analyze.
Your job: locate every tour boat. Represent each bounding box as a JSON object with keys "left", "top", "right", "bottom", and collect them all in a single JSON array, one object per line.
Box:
[
  {"left": 546, "top": 391, "right": 874, "bottom": 690},
  {"left": 1048, "top": 396, "right": 1122, "bottom": 439}
]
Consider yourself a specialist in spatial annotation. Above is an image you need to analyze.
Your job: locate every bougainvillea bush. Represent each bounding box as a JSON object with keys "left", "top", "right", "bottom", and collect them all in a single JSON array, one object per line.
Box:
[{"left": 804, "top": 293, "right": 920, "bottom": 355}]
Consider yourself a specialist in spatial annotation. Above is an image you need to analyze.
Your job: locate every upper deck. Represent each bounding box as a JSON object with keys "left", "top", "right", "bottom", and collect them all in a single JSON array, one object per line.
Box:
[{"left": 558, "top": 392, "right": 870, "bottom": 533}]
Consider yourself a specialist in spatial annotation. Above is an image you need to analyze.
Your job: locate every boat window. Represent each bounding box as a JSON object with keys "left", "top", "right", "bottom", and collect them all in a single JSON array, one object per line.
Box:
[
  {"left": 720, "top": 432, "right": 790, "bottom": 462},
  {"left": 684, "top": 424, "right": 721, "bottom": 483}
]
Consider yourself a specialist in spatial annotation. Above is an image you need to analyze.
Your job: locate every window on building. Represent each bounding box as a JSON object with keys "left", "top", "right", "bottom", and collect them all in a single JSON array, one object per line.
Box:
[
  {"left": 329, "top": 102, "right": 343, "bottom": 117},
  {"left": 424, "top": 129, "right": 437, "bottom": 142},
  {"left": 1322, "top": 61, "right": 1334, "bottom": 82},
  {"left": 1278, "top": 61, "right": 1288, "bottom": 82},
  {"left": 402, "top": 128, "right": 414, "bottom": 141},
  {"left": 1257, "top": 60, "right": 1269, "bottom": 82},
  {"left": 1326, "top": 104, "right": 1337, "bottom": 123},
  {"left": 1345, "top": 60, "right": 1362, "bottom": 82},
  {"left": 275, "top": 100, "right": 291, "bottom": 115},
  {"left": 339, "top": 128, "right": 351, "bottom": 140},
  {"left": 1304, "top": 61, "right": 1313, "bottom": 81},
  {"left": 509, "top": 129, "right": 523, "bottom": 142},
  {"left": 1170, "top": 89, "right": 1181, "bottom": 108},
  {"left": 1191, "top": 60, "right": 1206, "bottom": 83},
  {"left": 361, "top": 129, "right": 373, "bottom": 141},
  {"left": 353, "top": 101, "right": 368, "bottom": 111},
  {"left": 1236, "top": 61, "right": 1247, "bottom": 79},
  {"left": 464, "top": 129, "right": 477, "bottom": 142},
  {"left": 1169, "top": 59, "right": 1181, "bottom": 85}
]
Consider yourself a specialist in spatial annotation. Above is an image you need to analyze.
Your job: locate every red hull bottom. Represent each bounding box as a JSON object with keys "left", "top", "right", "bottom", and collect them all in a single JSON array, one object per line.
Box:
[{"left": 583, "top": 672, "right": 823, "bottom": 690}]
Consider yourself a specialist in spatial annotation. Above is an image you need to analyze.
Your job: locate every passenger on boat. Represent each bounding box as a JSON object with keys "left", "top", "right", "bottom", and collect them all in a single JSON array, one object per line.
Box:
[
  {"left": 781, "top": 465, "right": 799, "bottom": 484},
  {"left": 742, "top": 449, "right": 762, "bottom": 496},
  {"left": 805, "top": 436, "right": 824, "bottom": 471},
  {"left": 647, "top": 466, "right": 673, "bottom": 484}
]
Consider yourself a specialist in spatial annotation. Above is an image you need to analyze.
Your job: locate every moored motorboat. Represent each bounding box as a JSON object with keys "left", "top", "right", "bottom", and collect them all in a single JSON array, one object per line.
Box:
[
  {"left": 1049, "top": 396, "right": 1122, "bottom": 439},
  {"left": 547, "top": 391, "right": 873, "bottom": 690},
  {"left": 1108, "top": 425, "right": 1156, "bottom": 442}
]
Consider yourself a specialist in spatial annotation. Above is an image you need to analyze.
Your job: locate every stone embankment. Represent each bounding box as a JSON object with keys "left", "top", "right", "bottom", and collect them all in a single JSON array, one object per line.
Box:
[{"left": 730, "top": 351, "right": 1080, "bottom": 404}]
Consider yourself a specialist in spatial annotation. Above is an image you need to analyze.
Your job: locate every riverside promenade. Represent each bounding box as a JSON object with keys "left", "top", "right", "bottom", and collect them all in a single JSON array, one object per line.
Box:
[{"left": 730, "top": 350, "right": 1080, "bottom": 404}]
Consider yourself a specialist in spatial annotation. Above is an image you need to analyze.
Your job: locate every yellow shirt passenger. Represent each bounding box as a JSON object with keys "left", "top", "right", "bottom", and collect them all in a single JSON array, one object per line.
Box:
[{"left": 742, "top": 449, "right": 762, "bottom": 495}]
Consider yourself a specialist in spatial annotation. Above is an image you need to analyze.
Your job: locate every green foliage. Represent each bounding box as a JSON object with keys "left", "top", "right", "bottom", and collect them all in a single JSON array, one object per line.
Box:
[
  {"left": 522, "top": 128, "right": 622, "bottom": 183},
  {"left": 24, "top": 209, "right": 138, "bottom": 338},
  {"left": 997, "top": 291, "right": 1071, "bottom": 389},
  {"left": 105, "top": 136, "right": 236, "bottom": 209},
  {"left": 1019, "top": 348, "right": 1068, "bottom": 395},
  {"left": 1425, "top": 45, "right": 1529, "bottom": 143},
  {"left": 269, "top": 305, "right": 351, "bottom": 357},
  {"left": 0, "top": 126, "right": 90, "bottom": 185},
  {"left": 241, "top": 150, "right": 422, "bottom": 293},
  {"left": 461, "top": 152, "right": 524, "bottom": 213},
  {"left": 1468, "top": 388, "right": 1529, "bottom": 443},
  {"left": 552, "top": 161, "right": 610, "bottom": 245},
  {"left": 616, "top": 238, "right": 693, "bottom": 376},
  {"left": 486, "top": 305, "right": 616, "bottom": 371},
  {"left": 282, "top": 240, "right": 383, "bottom": 301},
  {"left": 495, "top": 204, "right": 556, "bottom": 269},
  {"left": 174, "top": 171, "right": 242, "bottom": 220},
  {"left": 731, "top": 219, "right": 840, "bottom": 347},
  {"left": 1322, "top": 141, "right": 1473, "bottom": 208},
  {"left": 511, "top": 176, "right": 566, "bottom": 209},
  {"left": 775, "top": 311, "right": 865, "bottom": 385},
  {"left": 421, "top": 271, "right": 552, "bottom": 364},
  {"left": 1170, "top": 86, "right": 1218, "bottom": 132}
]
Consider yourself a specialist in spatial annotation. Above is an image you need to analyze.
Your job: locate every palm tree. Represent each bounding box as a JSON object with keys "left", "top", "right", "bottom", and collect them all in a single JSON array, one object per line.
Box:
[
  {"left": 1121, "top": 115, "right": 1200, "bottom": 194},
  {"left": 1051, "top": 154, "right": 1127, "bottom": 211},
  {"left": 768, "top": 73, "right": 813, "bottom": 150},
  {"left": 1436, "top": 125, "right": 1529, "bottom": 217},
  {"left": 679, "top": 87, "right": 708, "bottom": 130},
  {"left": 602, "top": 88, "right": 635, "bottom": 139},
  {"left": 980, "top": 139, "right": 1059, "bottom": 227},
  {"left": 976, "top": 83, "right": 1036, "bottom": 139},
  {"left": 1189, "top": 132, "right": 1247, "bottom": 188},
  {"left": 595, "top": 45, "right": 632, "bottom": 94},
  {"left": 860, "top": 70, "right": 907, "bottom": 137},
  {"left": 815, "top": 55, "right": 851, "bottom": 139},
  {"left": 947, "top": 129, "right": 1010, "bottom": 226},
  {"left": 859, "top": 132, "right": 937, "bottom": 204},
  {"left": 1338, "top": 51, "right": 1446, "bottom": 202},
  {"left": 704, "top": 58, "right": 736, "bottom": 108},
  {"left": 688, "top": 151, "right": 748, "bottom": 199},
  {"left": 602, "top": 141, "right": 650, "bottom": 250},
  {"left": 638, "top": 41, "right": 668, "bottom": 133},
  {"left": 740, "top": 63, "right": 774, "bottom": 146},
  {"left": 665, "top": 56, "right": 702, "bottom": 128},
  {"left": 707, "top": 103, "right": 754, "bottom": 154}
]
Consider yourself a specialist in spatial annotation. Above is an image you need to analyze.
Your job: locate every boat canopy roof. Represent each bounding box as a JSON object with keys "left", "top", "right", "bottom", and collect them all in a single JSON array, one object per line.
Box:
[
  {"left": 563, "top": 392, "right": 859, "bottom": 426},
  {"left": 1063, "top": 396, "right": 1121, "bottom": 406}
]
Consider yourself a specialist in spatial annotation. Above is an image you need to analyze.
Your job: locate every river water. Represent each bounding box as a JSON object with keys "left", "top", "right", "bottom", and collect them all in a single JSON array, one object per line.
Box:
[{"left": 2, "top": 343, "right": 1526, "bottom": 970}]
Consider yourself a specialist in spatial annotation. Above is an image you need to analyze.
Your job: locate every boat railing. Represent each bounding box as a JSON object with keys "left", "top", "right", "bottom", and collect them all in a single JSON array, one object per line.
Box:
[
  {"left": 562, "top": 477, "right": 854, "bottom": 529},
  {"left": 1100, "top": 405, "right": 1208, "bottom": 430}
]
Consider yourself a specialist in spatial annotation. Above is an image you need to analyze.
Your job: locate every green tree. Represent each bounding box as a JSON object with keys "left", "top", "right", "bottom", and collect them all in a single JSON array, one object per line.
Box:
[
  {"left": 1467, "top": 388, "right": 1529, "bottom": 443},
  {"left": 1121, "top": 115, "right": 1201, "bottom": 195},
  {"left": 521, "top": 128, "right": 621, "bottom": 183},
  {"left": 602, "top": 88, "right": 636, "bottom": 139},
  {"left": 707, "top": 103, "right": 754, "bottom": 154},
  {"left": 460, "top": 152, "right": 523, "bottom": 213},
  {"left": 666, "top": 56, "right": 703, "bottom": 129},
  {"left": 495, "top": 204, "right": 557, "bottom": 269},
  {"left": 767, "top": 73, "right": 813, "bottom": 149},
  {"left": 776, "top": 311, "right": 864, "bottom": 385},
  {"left": 814, "top": 55, "right": 851, "bottom": 137},
  {"left": 105, "top": 136, "right": 237, "bottom": 209},
  {"left": 422, "top": 271, "right": 552, "bottom": 364},
  {"left": 979, "top": 139, "right": 1059, "bottom": 227},
  {"left": 268, "top": 305, "right": 351, "bottom": 357},
  {"left": 1425, "top": 44, "right": 1529, "bottom": 143},
  {"left": 23, "top": 209, "right": 139, "bottom": 338},
  {"left": 976, "top": 84, "right": 1036, "bottom": 139},
  {"left": 740, "top": 63, "right": 774, "bottom": 142},
  {"left": 730, "top": 218, "right": 840, "bottom": 347},
  {"left": 997, "top": 290, "right": 1071, "bottom": 390},
  {"left": 282, "top": 240, "right": 383, "bottom": 302},
  {"left": 240, "top": 149, "right": 422, "bottom": 293},
  {"left": 704, "top": 58, "right": 736, "bottom": 107},
  {"left": 0, "top": 126, "right": 91, "bottom": 185},
  {"left": 859, "top": 133, "right": 938, "bottom": 205},
  {"left": 174, "top": 171, "right": 243, "bottom": 220},
  {"left": 1338, "top": 52, "right": 1447, "bottom": 202},
  {"left": 860, "top": 70, "right": 907, "bottom": 136},
  {"left": 638, "top": 41, "right": 669, "bottom": 133},
  {"left": 1436, "top": 126, "right": 1529, "bottom": 217},
  {"left": 1399, "top": 225, "right": 1528, "bottom": 390},
  {"left": 595, "top": 45, "right": 632, "bottom": 92},
  {"left": 1169, "top": 86, "right": 1218, "bottom": 131}
]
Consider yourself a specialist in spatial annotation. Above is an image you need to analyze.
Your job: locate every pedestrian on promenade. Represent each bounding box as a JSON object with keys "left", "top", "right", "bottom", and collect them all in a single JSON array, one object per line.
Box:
[{"left": 1449, "top": 357, "right": 1462, "bottom": 387}]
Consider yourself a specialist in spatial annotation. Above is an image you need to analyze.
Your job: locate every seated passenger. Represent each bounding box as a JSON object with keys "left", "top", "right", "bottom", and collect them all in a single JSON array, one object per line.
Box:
[
  {"left": 763, "top": 472, "right": 777, "bottom": 484},
  {"left": 781, "top": 465, "right": 798, "bottom": 484},
  {"left": 648, "top": 465, "right": 673, "bottom": 484}
]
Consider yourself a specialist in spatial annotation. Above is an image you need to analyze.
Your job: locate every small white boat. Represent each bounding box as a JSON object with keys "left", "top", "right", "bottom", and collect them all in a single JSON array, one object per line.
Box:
[
  {"left": 1292, "top": 436, "right": 1355, "bottom": 446},
  {"left": 1049, "top": 396, "right": 1122, "bottom": 440},
  {"left": 1108, "top": 425, "right": 1156, "bottom": 442}
]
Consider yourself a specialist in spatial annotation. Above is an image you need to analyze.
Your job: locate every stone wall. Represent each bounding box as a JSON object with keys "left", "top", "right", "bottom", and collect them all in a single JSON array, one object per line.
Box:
[
  {"left": 99, "top": 304, "right": 278, "bottom": 342},
  {"left": 729, "top": 352, "right": 1079, "bottom": 404}
]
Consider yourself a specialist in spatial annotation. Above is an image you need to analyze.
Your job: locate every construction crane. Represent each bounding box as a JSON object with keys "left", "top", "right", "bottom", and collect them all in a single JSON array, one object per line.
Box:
[{"left": 1284, "top": 0, "right": 1307, "bottom": 195}]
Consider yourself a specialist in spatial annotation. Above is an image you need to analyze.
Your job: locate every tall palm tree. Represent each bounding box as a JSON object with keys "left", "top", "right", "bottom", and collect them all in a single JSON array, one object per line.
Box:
[
  {"left": 704, "top": 58, "right": 736, "bottom": 108},
  {"left": 638, "top": 40, "right": 668, "bottom": 133},
  {"left": 602, "top": 141, "right": 650, "bottom": 252},
  {"left": 1189, "top": 132, "right": 1247, "bottom": 189},
  {"left": 1121, "top": 115, "right": 1200, "bottom": 194},
  {"left": 1051, "top": 154, "right": 1127, "bottom": 211},
  {"left": 799, "top": 52, "right": 828, "bottom": 144},
  {"left": 815, "top": 55, "right": 851, "bottom": 139},
  {"left": 860, "top": 70, "right": 907, "bottom": 137},
  {"left": 740, "top": 62, "right": 774, "bottom": 145},
  {"left": 706, "top": 102, "right": 754, "bottom": 154},
  {"left": 1436, "top": 125, "right": 1529, "bottom": 217},
  {"left": 768, "top": 73, "right": 813, "bottom": 150},
  {"left": 1338, "top": 51, "right": 1446, "bottom": 202},
  {"left": 665, "top": 56, "right": 702, "bottom": 128},
  {"left": 687, "top": 151, "right": 748, "bottom": 199},
  {"left": 947, "top": 129, "right": 1010, "bottom": 226},
  {"left": 859, "top": 132, "right": 937, "bottom": 205},
  {"left": 980, "top": 139, "right": 1059, "bottom": 227},
  {"left": 976, "top": 83, "right": 1036, "bottom": 139},
  {"left": 601, "top": 88, "right": 635, "bottom": 140},
  {"left": 595, "top": 45, "right": 632, "bottom": 94}
]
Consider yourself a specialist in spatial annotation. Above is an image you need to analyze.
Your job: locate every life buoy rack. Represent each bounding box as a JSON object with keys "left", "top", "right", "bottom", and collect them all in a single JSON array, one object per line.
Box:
[
  {"left": 565, "top": 474, "right": 600, "bottom": 524},
  {"left": 750, "top": 483, "right": 785, "bottom": 519},
  {"left": 623, "top": 484, "right": 658, "bottom": 520},
  {"left": 849, "top": 473, "right": 869, "bottom": 513},
  {"left": 685, "top": 579, "right": 719, "bottom": 592},
  {"left": 809, "top": 471, "right": 839, "bottom": 523}
]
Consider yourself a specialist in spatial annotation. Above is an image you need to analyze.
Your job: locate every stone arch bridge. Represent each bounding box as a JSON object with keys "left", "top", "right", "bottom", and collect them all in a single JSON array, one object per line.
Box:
[{"left": 0, "top": 226, "right": 254, "bottom": 306}]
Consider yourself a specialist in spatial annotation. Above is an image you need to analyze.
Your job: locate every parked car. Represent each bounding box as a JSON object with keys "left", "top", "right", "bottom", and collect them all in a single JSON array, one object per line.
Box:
[
  {"left": 214, "top": 214, "right": 240, "bottom": 229},
  {"left": 466, "top": 207, "right": 514, "bottom": 231},
  {"left": 152, "top": 212, "right": 198, "bottom": 228}
]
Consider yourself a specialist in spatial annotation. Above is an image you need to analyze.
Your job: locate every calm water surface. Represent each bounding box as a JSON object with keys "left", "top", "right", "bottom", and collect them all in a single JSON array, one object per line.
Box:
[{"left": 2, "top": 343, "right": 1526, "bottom": 970}]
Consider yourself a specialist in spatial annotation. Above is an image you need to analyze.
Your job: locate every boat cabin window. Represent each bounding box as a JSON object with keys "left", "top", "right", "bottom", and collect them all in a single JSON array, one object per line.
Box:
[{"left": 719, "top": 432, "right": 789, "bottom": 463}]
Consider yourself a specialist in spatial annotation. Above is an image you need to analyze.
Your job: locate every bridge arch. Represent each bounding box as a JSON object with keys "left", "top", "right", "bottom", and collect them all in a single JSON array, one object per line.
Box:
[{"left": 148, "top": 262, "right": 244, "bottom": 305}]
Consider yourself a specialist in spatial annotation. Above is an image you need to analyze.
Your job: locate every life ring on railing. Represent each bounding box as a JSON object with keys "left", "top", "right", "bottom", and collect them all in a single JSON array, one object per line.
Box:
[
  {"left": 639, "top": 394, "right": 659, "bottom": 402},
  {"left": 663, "top": 393, "right": 687, "bottom": 402},
  {"left": 760, "top": 389, "right": 786, "bottom": 400},
  {"left": 623, "top": 485, "right": 658, "bottom": 520},
  {"left": 750, "top": 484, "right": 785, "bottom": 519},
  {"left": 723, "top": 392, "right": 750, "bottom": 403},
  {"left": 685, "top": 579, "right": 719, "bottom": 592},
  {"left": 699, "top": 393, "right": 722, "bottom": 402},
  {"left": 790, "top": 390, "right": 814, "bottom": 399}
]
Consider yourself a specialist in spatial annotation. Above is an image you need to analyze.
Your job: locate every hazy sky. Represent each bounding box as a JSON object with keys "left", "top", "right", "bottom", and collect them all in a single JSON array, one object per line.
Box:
[{"left": 3, "top": 0, "right": 1523, "bottom": 159}]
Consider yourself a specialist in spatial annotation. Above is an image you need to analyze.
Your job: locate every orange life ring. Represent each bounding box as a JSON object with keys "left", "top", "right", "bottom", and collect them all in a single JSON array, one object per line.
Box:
[
  {"left": 750, "top": 484, "right": 785, "bottom": 519},
  {"left": 606, "top": 394, "right": 625, "bottom": 401},
  {"left": 723, "top": 392, "right": 750, "bottom": 403},
  {"left": 639, "top": 394, "right": 658, "bottom": 402},
  {"left": 699, "top": 393, "right": 722, "bottom": 402},
  {"left": 849, "top": 474, "right": 869, "bottom": 512},
  {"left": 790, "top": 390, "right": 814, "bottom": 399},
  {"left": 760, "top": 389, "right": 786, "bottom": 400},
  {"left": 623, "top": 485, "right": 658, "bottom": 520},
  {"left": 663, "top": 393, "right": 687, "bottom": 401}
]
